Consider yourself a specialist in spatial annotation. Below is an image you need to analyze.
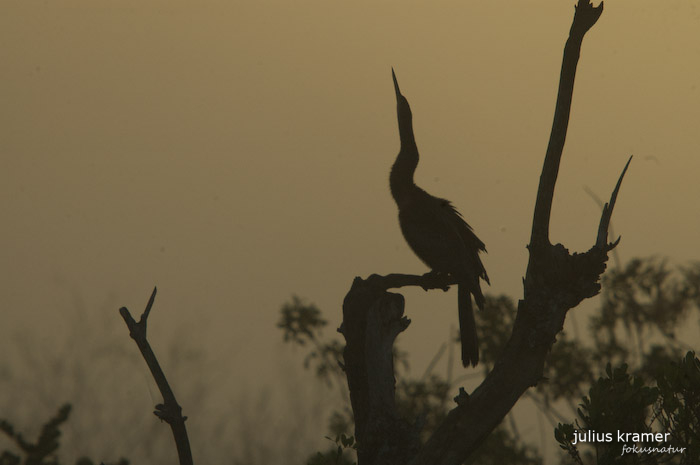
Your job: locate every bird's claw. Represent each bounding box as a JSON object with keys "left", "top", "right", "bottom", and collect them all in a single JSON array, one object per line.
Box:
[{"left": 420, "top": 270, "right": 451, "bottom": 291}]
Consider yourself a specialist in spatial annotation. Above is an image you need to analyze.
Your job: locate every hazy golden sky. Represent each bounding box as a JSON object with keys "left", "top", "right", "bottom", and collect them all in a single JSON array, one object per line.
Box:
[{"left": 2, "top": 0, "right": 700, "bottom": 462}]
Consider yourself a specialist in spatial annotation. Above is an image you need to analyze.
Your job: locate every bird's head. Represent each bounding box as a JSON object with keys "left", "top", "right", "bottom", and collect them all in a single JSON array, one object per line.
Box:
[{"left": 392, "top": 68, "right": 412, "bottom": 122}]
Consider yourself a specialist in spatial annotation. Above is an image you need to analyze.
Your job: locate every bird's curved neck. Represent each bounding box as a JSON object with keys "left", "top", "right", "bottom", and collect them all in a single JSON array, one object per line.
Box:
[{"left": 390, "top": 116, "right": 419, "bottom": 204}]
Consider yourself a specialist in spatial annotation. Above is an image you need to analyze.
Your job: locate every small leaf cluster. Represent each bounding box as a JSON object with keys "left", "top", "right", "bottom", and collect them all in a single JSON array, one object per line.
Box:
[
  {"left": 305, "top": 435, "right": 357, "bottom": 465},
  {"left": 0, "top": 404, "right": 128, "bottom": 465},
  {"left": 654, "top": 352, "right": 700, "bottom": 462},
  {"left": 556, "top": 353, "right": 700, "bottom": 464},
  {"left": 277, "top": 295, "right": 344, "bottom": 385}
]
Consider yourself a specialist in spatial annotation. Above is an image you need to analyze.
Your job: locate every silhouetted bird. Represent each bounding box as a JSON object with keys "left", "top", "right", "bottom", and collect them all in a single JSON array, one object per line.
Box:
[{"left": 389, "top": 69, "right": 489, "bottom": 367}]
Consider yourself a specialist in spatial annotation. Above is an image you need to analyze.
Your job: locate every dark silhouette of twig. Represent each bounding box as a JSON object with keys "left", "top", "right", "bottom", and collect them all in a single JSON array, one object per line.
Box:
[
  {"left": 583, "top": 183, "right": 621, "bottom": 269},
  {"left": 119, "top": 287, "right": 194, "bottom": 465}
]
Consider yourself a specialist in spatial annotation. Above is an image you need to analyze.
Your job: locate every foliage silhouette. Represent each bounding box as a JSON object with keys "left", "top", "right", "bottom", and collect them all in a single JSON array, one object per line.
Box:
[
  {"left": 279, "top": 257, "right": 700, "bottom": 464},
  {"left": 0, "top": 404, "right": 128, "bottom": 465}
]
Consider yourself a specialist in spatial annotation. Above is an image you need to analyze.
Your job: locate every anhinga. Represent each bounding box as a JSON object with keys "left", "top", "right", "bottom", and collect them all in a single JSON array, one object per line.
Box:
[{"left": 389, "top": 68, "right": 489, "bottom": 367}]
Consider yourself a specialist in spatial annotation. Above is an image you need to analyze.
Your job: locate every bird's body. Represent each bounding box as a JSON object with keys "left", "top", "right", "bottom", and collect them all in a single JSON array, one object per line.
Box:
[{"left": 390, "top": 69, "right": 489, "bottom": 367}]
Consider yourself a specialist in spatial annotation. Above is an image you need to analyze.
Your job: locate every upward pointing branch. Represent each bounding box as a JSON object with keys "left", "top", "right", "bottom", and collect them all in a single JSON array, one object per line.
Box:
[
  {"left": 531, "top": 0, "right": 603, "bottom": 248},
  {"left": 119, "top": 288, "right": 194, "bottom": 465}
]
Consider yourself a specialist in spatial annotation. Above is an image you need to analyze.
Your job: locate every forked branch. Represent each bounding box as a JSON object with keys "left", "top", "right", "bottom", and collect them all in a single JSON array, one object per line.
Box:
[{"left": 119, "top": 288, "right": 194, "bottom": 465}]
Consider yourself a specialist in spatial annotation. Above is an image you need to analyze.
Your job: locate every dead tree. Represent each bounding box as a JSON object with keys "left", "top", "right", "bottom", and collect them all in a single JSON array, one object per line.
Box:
[{"left": 340, "top": 2, "right": 629, "bottom": 464}]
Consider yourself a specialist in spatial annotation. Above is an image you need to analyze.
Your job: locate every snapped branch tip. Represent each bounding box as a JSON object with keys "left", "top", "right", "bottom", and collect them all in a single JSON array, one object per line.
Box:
[{"left": 572, "top": 0, "right": 604, "bottom": 35}]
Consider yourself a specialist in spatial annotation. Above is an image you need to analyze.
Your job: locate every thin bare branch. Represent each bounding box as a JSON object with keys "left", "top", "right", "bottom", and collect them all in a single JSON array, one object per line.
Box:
[
  {"left": 366, "top": 272, "right": 456, "bottom": 292},
  {"left": 531, "top": 0, "right": 604, "bottom": 247},
  {"left": 119, "top": 288, "right": 193, "bottom": 465},
  {"left": 596, "top": 155, "right": 632, "bottom": 249}
]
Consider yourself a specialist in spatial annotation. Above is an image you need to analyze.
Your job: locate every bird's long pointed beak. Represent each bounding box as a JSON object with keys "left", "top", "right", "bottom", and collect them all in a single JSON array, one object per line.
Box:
[{"left": 391, "top": 67, "right": 401, "bottom": 100}]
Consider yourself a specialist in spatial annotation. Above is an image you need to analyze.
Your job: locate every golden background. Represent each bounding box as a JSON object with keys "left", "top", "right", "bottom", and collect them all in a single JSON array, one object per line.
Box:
[{"left": 2, "top": 1, "right": 699, "bottom": 463}]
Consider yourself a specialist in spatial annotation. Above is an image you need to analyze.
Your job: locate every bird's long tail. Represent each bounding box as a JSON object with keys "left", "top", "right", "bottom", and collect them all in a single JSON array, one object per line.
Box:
[{"left": 458, "top": 283, "right": 479, "bottom": 367}]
